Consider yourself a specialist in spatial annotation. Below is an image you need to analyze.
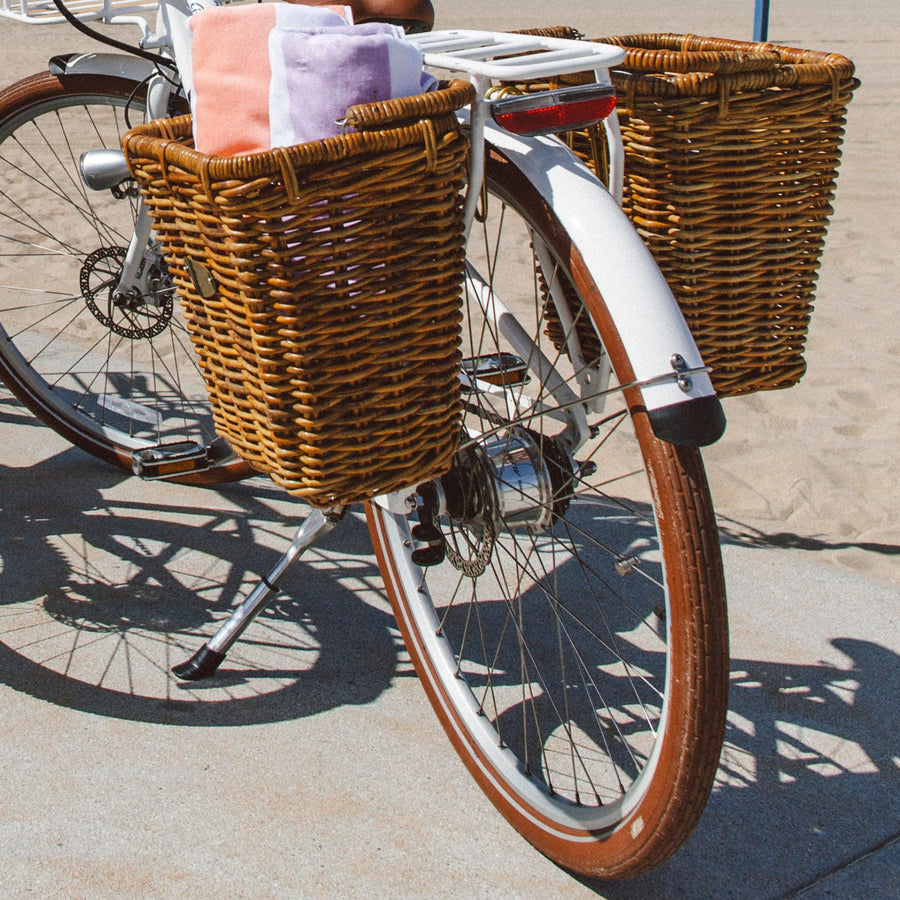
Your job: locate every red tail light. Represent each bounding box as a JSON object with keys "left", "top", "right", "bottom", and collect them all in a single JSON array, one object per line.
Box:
[{"left": 491, "top": 84, "right": 617, "bottom": 136}]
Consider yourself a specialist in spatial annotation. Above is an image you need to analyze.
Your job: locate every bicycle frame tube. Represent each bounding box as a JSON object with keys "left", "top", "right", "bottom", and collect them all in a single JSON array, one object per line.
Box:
[
  {"left": 462, "top": 77, "right": 489, "bottom": 233},
  {"left": 49, "top": 55, "right": 175, "bottom": 299}
]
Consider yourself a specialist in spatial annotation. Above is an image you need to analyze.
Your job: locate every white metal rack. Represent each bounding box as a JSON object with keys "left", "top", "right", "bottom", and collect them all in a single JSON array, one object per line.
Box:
[
  {"left": 0, "top": 0, "right": 154, "bottom": 25},
  {"left": 409, "top": 30, "right": 625, "bottom": 82}
]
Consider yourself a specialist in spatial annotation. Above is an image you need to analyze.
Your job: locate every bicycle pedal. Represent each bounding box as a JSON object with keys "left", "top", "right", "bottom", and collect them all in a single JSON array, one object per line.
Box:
[
  {"left": 411, "top": 520, "right": 441, "bottom": 542},
  {"left": 461, "top": 352, "right": 530, "bottom": 390},
  {"left": 132, "top": 441, "right": 213, "bottom": 479},
  {"left": 411, "top": 543, "right": 445, "bottom": 567}
]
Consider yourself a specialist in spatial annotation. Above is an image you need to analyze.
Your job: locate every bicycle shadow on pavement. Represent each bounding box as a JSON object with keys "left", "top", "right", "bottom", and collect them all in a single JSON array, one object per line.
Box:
[
  {"left": 0, "top": 433, "right": 400, "bottom": 728},
  {"left": 3, "top": 402, "right": 897, "bottom": 896},
  {"left": 581, "top": 641, "right": 899, "bottom": 898},
  {"left": 718, "top": 515, "right": 900, "bottom": 568},
  {"left": 443, "top": 498, "right": 897, "bottom": 897}
]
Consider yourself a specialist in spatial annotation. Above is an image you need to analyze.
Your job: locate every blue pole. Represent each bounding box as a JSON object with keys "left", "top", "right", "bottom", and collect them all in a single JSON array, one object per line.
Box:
[{"left": 753, "top": 0, "right": 770, "bottom": 41}]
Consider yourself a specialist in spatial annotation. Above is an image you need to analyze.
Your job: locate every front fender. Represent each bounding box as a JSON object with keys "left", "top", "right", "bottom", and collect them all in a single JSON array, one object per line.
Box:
[
  {"left": 49, "top": 52, "right": 158, "bottom": 83},
  {"left": 484, "top": 123, "right": 725, "bottom": 446}
]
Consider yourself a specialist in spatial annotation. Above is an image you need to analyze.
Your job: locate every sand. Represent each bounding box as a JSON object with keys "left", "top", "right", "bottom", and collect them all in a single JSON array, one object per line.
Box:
[{"left": 0, "top": 0, "right": 897, "bottom": 586}]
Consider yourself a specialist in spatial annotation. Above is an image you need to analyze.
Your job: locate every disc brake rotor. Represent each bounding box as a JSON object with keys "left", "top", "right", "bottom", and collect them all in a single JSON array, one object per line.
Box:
[{"left": 81, "top": 246, "right": 173, "bottom": 339}]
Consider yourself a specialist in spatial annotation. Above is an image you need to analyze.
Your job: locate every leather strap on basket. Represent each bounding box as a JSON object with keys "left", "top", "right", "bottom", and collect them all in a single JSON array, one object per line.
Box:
[
  {"left": 829, "top": 66, "right": 841, "bottom": 104},
  {"left": 156, "top": 119, "right": 177, "bottom": 191},
  {"left": 200, "top": 156, "right": 214, "bottom": 200},
  {"left": 157, "top": 141, "right": 174, "bottom": 192},
  {"left": 717, "top": 79, "right": 731, "bottom": 118}
]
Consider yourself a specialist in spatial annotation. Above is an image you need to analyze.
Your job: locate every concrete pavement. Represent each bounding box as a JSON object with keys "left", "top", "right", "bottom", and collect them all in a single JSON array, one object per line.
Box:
[{"left": 1, "top": 407, "right": 897, "bottom": 898}]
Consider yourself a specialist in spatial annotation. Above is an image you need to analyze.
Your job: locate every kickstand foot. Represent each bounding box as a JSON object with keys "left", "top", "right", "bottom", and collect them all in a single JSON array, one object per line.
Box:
[
  {"left": 172, "top": 644, "right": 226, "bottom": 681},
  {"left": 171, "top": 507, "right": 345, "bottom": 681}
]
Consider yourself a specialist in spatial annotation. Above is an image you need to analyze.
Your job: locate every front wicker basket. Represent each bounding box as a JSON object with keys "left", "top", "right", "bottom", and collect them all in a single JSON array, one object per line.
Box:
[
  {"left": 123, "top": 81, "right": 475, "bottom": 507},
  {"left": 532, "top": 31, "right": 858, "bottom": 396}
]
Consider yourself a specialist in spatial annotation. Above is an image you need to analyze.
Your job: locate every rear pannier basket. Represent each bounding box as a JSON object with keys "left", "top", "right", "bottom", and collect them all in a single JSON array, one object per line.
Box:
[
  {"left": 528, "top": 31, "right": 858, "bottom": 396},
  {"left": 123, "top": 81, "right": 475, "bottom": 506}
]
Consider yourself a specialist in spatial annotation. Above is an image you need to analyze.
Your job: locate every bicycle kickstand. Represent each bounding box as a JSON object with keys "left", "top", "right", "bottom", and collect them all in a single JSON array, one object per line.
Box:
[{"left": 172, "top": 506, "right": 346, "bottom": 681}]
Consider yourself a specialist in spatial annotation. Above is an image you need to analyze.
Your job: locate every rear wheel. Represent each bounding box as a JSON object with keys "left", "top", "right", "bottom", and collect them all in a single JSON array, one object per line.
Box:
[
  {"left": 0, "top": 71, "right": 247, "bottom": 482},
  {"left": 367, "top": 149, "right": 729, "bottom": 877}
]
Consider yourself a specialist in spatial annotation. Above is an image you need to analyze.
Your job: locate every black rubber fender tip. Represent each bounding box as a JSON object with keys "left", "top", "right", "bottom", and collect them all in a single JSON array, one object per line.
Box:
[
  {"left": 647, "top": 395, "right": 726, "bottom": 447},
  {"left": 172, "top": 644, "right": 227, "bottom": 681}
]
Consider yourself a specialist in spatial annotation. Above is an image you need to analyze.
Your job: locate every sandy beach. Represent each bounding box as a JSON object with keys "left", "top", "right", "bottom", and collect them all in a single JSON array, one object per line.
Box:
[{"left": 2, "top": 0, "right": 895, "bottom": 585}]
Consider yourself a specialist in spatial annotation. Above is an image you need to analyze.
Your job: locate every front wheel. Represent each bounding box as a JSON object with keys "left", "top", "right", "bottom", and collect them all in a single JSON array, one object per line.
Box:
[
  {"left": 367, "top": 149, "right": 729, "bottom": 877},
  {"left": 0, "top": 71, "right": 248, "bottom": 483}
]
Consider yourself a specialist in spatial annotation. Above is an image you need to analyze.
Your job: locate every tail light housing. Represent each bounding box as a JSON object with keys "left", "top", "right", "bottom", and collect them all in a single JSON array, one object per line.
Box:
[{"left": 491, "top": 83, "right": 617, "bottom": 136}]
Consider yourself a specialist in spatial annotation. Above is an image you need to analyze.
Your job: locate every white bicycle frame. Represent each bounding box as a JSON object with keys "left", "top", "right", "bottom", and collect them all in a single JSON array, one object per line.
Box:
[{"left": 52, "top": 0, "right": 722, "bottom": 448}]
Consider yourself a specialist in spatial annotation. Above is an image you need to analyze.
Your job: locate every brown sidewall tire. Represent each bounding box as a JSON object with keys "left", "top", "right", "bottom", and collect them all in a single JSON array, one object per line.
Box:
[{"left": 367, "top": 148, "right": 729, "bottom": 877}]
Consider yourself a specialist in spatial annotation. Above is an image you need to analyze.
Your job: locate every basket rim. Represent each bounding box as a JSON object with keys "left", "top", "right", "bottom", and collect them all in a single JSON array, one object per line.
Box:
[
  {"left": 586, "top": 33, "right": 857, "bottom": 97},
  {"left": 122, "top": 79, "right": 474, "bottom": 184},
  {"left": 597, "top": 32, "right": 855, "bottom": 74}
]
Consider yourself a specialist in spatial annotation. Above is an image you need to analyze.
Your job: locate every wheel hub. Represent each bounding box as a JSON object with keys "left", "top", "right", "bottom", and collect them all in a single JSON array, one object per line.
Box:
[
  {"left": 80, "top": 247, "right": 174, "bottom": 339},
  {"left": 413, "top": 426, "right": 576, "bottom": 571},
  {"left": 470, "top": 426, "right": 574, "bottom": 533}
]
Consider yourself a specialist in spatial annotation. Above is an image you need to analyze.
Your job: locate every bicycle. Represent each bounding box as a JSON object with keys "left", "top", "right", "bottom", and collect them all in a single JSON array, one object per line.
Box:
[{"left": 0, "top": 0, "right": 729, "bottom": 878}]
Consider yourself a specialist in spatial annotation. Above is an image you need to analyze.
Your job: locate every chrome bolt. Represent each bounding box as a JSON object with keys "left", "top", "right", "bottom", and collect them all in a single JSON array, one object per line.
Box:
[{"left": 615, "top": 555, "right": 640, "bottom": 576}]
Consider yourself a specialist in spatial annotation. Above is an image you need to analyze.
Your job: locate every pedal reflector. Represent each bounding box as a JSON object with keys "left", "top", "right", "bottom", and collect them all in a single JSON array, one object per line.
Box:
[{"left": 132, "top": 441, "right": 211, "bottom": 479}]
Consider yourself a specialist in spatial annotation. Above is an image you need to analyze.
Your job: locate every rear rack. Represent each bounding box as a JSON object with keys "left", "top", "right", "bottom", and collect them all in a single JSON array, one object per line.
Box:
[
  {"left": 411, "top": 31, "right": 628, "bottom": 225},
  {"left": 0, "top": 0, "right": 154, "bottom": 24},
  {"left": 409, "top": 30, "right": 625, "bottom": 82}
]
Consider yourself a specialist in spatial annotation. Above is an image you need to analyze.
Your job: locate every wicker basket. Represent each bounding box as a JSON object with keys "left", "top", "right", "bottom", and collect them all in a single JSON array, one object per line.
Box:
[
  {"left": 525, "top": 31, "right": 858, "bottom": 396},
  {"left": 123, "top": 81, "right": 475, "bottom": 507}
]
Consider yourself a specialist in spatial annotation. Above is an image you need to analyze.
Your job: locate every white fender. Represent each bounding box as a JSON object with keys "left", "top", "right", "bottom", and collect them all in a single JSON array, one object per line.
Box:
[
  {"left": 484, "top": 122, "right": 725, "bottom": 445},
  {"left": 49, "top": 51, "right": 158, "bottom": 84}
]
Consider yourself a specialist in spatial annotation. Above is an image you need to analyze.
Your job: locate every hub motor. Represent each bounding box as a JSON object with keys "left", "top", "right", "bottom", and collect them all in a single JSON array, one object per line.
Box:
[
  {"left": 412, "top": 426, "right": 576, "bottom": 571},
  {"left": 463, "top": 425, "right": 574, "bottom": 533}
]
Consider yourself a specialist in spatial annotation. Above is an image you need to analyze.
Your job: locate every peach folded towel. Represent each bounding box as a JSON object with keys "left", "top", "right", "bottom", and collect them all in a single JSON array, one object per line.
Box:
[{"left": 188, "top": 2, "right": 436, "bottom": 156}]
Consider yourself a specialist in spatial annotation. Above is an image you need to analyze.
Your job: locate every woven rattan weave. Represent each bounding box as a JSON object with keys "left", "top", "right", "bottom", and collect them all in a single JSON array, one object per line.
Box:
[
  {"left": 568, "top": 33, "right": 858, "bottom": 396},
  {"left": 123, "top": 81, "right": 475, "bottom": 506},
  {"left": 519, "top": 30, "right": 857, "bottom": 396}
]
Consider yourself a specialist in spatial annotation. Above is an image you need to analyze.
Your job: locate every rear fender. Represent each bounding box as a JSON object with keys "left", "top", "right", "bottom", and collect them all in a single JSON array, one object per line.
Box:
[{"left": 484, "top": 122, "right": 725, "bottom": 446}]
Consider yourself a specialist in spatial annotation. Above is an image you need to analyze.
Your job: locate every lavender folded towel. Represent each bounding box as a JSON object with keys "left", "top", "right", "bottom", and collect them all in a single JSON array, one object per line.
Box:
[
  {"left": 270, "top": 23, "right": 437, "bottom": 147},
  {"left": 188, "top": 3, "right": 436, "bottom": 156}
]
